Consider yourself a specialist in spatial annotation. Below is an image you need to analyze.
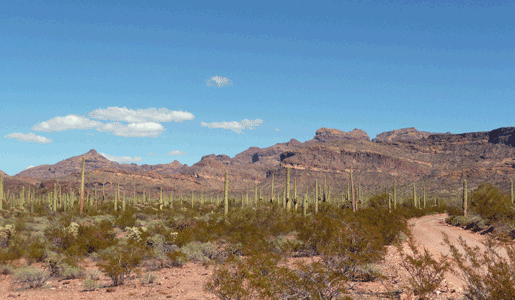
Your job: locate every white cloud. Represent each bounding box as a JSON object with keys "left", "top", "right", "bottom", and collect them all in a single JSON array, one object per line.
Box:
[
  {"left": 3, "top": 132, "right": 52, "bottom": 143},
  {"left": 201, "top": 119, "right": 263, "bottom": 134},
  {"left": 32, "top": 115, "right": 103, "bottom": 132},
  {"left": 26, "top": 165, "right": 34, "bottom": 169},
  {"left": 275, "top": 128, "right": 280, "bottom": 131},
  {"left": 95, "top": 122, "right": 165, "bottom": 137},
  {"left": 147, "top": 152, "right": 157, "bottom": 157},
  {"left": 88, "top": 107, "right": 195, "bottom": 123},
  {"left": 98, "top": 152, "right": 143, "bottom": 163},
  {"left": 165, "top": 150, "right": 187, "bottom": 156},
  {"left": 206, "top": 76, "right": 233, "bottom": 87},
  {"left": 86, "top": 133, "right": 94, "bottom": 136}
]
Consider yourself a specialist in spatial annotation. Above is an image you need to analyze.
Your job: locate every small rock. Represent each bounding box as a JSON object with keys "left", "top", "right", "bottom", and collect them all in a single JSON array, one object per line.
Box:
[{"left": 106, "top": 287, "right": 117, "bottom": 292}]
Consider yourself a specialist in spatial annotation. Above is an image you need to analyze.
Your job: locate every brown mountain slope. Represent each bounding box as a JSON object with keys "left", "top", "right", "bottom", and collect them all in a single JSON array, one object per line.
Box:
[{"left": 4, "top": 126, "right": 515, "bottom": 203}]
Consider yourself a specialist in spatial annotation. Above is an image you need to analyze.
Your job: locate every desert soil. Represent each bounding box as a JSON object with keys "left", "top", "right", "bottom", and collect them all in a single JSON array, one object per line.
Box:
[{"left": 0, "top": 213, "right": 508, "bottom": 299}]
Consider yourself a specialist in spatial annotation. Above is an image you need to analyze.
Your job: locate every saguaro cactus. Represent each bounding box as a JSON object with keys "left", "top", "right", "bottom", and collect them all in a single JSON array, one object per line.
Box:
[
  {"left": 19, "top": 186, "right": 25, "bottom": 208},
  {"left": 393, "top": 180, "right": 397, "bottom": 210},
  {"left": 315, "top": 179, "right": 318, "bottom": 214},
  {"left": 271, "top": 174, "right": 275, "bottom": 204},
  {"left": 463, "top": 180, "right": 468, "bottom": 217},
  {"left": 423, "top": 186, "right": 426, "bottom": 209},
  {"left": 286, "top": 167, "right": 291, "bottom": 210},
  {"left": 224, "top": 170, "right": 229, "bottom": 218},
  {"left": 413, "top": 184, "right": 417, "bottom": 209},
  {"left": 511, "top": 180, "right": 514, "bottom": 204},
  {"left": 160, "top": 187, "right": 163, "bottom": 210},
  {"left": 255, "top": 183, "right": 258, "bottom": 207},
  {"left": 80, "top": 157, "right": 85, "bottom": 215},
  {"left": 351, "top": 167, "right": 356, "bottom": 212},
  {"left": 114, "top": 183, "right": 118, "bottom": 212}
]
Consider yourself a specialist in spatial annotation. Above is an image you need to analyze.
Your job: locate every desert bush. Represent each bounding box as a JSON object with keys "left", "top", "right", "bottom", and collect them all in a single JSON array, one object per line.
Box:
[
  {"left": 180, "top": 241, "right": 218, "bottom": 264},
  {"left": 443, "top": 232, "right": 515, "bottom": 299},
  {"left": 13, "top": 266, "right": 49, "bottom": 289},
  {"left": 397, "top": 233, "right": 451, "bottom": 298},
  {"left": 60, "top": 263, "right": 84, "bottom": 279},
  {"left": 97, "top": 245, "right": 144, "bottom": 286},
  {"left": 0, "top": 224, "right": 16, "bottom": 247},
  {"left": 25, "top": 235, "right": 48, "bottom": 263},
  {"left": 114, "top": 207, "right": 138, "bottom": 228},
  {"left": 82, "top": 278, "right": 101, "bottom": 291},
  {"left": 139, "top": 272, "right": 157, "bottom": 284},
  {"left": 166, "top": 250, "right": 187, "bottom": 267},
  {"left": 470, "top": 183, "right": 515, "bottom": 223},
  {"left": 206, "top": 252, "right": 349, "bottom": 300},
  {"left": 45, "top": 219, "right": 118, "bottom": 257},
  {"left": 81, "top": 270, "right": 103, "bottom": 291},
  {"left": 368, "top": 193, "right": 390, "bottom": 210}
]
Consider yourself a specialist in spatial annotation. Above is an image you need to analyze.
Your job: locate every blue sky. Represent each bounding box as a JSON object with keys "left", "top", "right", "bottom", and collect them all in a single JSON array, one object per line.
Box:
[{"left": 1, "top": 0, "right": 514, "bottom": 176}]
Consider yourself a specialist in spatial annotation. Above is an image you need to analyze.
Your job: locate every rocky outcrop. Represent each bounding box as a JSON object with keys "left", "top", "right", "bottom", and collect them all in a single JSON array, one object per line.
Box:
[
  {"left": 489, "top": 127, "right": 515, "bottom": 147},
  {"left": 313, "top": 128, "right": 370, "bottom": 143},
  {"left": 0, "top": 170, "right": 8, "bottom": 178},
  {"left": 373, "top": 127, "right": 434, "bottom": 142}
]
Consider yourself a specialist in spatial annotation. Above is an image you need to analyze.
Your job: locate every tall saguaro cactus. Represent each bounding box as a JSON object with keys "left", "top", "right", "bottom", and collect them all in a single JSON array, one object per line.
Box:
[
  {"left": 413, "top": 184, "right": 417, "bottom": 209},
  {"left": 271, "top": 174, "right": 275, "bottom": 204},
  {"left": 511, "top": 180, "right": 514, "bottom": 204},
  {"left": 286, "top": 167, "right": 291, "bottom": 210},
  {"left": 393, "top": 180, "right": 397, "bottom": 210},
  {"left": 351, "top": 167, "right": 356, "bottom": 212},
  {"left": 224, "top": 170, "right": 229, "bottom": 218},
  {"left": 315, "top": 179, "right": 318, "bottom": 214},
  {"left": 463, "top": 180, "right": 468, "bottom": 217},
  {"left": 80, "top": 157, "right": 85, "bottom": 215}
]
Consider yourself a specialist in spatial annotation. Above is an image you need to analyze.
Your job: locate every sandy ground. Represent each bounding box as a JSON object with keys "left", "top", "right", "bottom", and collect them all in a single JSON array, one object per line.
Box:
[{"left": 1, "top": 213, "right": 510, "bottom": 299}]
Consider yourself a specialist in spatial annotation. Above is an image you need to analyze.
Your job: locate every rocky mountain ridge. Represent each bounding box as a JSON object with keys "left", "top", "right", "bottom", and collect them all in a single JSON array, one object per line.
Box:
[{"left": 3, "top": 126, "right": 515, "bottom": 202}]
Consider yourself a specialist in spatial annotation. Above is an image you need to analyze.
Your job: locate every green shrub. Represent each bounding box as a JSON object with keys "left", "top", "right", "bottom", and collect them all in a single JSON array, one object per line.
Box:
[
  {"left": 166, "top": 250, "right": 187, "bottom": 267},
  {"left": 60, "top": 263, "right": 84, "bottom": 279},
  {"left": 470, "top": 183, "right": 515, "bottom": 223},
  {"left": 397, "top": 233, "right": 451, "bottom": 298},
  {"left": 82, "top": 278, "right": 101, "bottom": 291},
  {"left": 180, "top": 241, "right": 217, "bottom": 264},
  {"left": 97, "top": 245, "right": 144, "bottom": 286},
  {"left": 443, "top": 232, "right": 515, "bottom": 299},
  {"left": 13, "top": 266, "right": 49, "bottom": 289},
  {"left": 206, "top": 252, "right": 349, "bottom": 299}
]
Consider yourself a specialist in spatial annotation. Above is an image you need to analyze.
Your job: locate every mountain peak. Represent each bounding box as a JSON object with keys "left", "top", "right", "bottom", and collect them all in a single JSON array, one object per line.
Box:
[
  {"left": 373, "top": 127, "right": 435, "bottom": 142},
  {"left": 88, "top": 149, "right": 98, "bottom": 154},
  {"left": 314, "top": 128, "right": 370, "bottom": 142}
]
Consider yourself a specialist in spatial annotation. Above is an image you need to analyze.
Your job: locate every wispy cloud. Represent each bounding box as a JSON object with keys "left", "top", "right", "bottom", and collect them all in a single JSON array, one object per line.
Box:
[
  {"left": 32, "top": 115, "right": 103, "bottom": 132},
  {"left": 95, "top": 122, "right": 165, "bottom": 137},
  {"left": 98, "top": 152, "right": 143, "bottom": 163},
  {"left": 88, "top": 107, "right": 195, "bottom": 123},
  {"left": 201, "top": 119, "right": 263, "bottom": 134},
  {"left": 3, "top": 132, "right": 52, "bottom": 143},
  {"left": 86, "top": 133, "right": 94, "bottom": 136},
  {"left": 275, "top": 128, "right": 280, "bottom": 131},
  {"left": 206, "top": 76, "right": 233, "bottom": 87},
  {"left": 165, "top": 150, "right": 187, "bottom": 156},
  {"left": 26, "top": 165, "right": 34, "bottom": 169},
  {"left": 147, "top": 152, "right": 157, "bottom": 157}
]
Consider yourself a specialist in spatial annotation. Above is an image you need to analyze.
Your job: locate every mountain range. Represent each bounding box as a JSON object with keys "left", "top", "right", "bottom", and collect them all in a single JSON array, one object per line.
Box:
[{"left": 1, "top": 126, "right": 515, "bottom": 202}]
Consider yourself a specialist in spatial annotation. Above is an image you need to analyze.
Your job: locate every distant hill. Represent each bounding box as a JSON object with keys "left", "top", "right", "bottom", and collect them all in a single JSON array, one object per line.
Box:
[{"left": 5, "top": 126, "right": 515, "bottom": 202}]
